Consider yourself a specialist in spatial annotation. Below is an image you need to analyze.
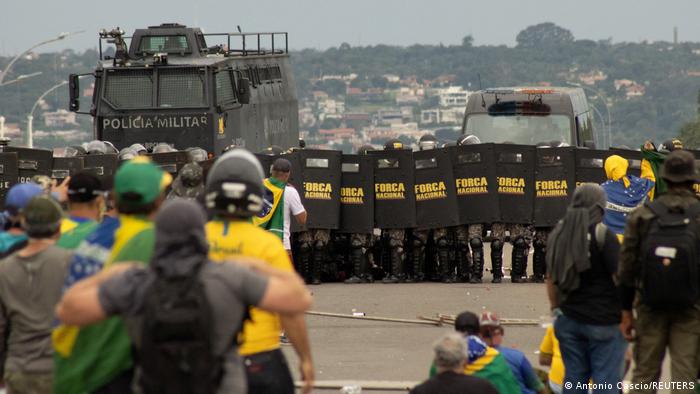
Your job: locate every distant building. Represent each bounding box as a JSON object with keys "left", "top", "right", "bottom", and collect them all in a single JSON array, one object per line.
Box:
[
  {"left": 578, "top": 70, "right": 608, "bottom": 85},
  {"left": 420, "top": 107, "right": 465, "bottom": 125},
  {"left": 437, "top": 86, "right": 470, "bottom": 107}
]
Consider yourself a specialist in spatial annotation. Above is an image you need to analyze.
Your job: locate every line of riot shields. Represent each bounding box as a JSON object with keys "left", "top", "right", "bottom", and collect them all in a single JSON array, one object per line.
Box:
[{"left": 0, "top": 146, "right": 193, "bottom": 207}]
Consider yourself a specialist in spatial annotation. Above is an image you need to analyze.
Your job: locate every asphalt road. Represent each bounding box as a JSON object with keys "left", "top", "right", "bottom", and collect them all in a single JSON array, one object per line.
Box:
[{"left": 283, "top": 245, "right": 553, "bottom": 393}]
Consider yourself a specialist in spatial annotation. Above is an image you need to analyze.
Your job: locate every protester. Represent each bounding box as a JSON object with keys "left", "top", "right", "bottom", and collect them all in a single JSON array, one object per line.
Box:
[
  {"left": 479, "top": 311, "right": 546, "bottom": 394},
  {"left": 253, "top": 157, "right": 306, "bottom": 260},
  {"left": 57, "top": 172, "right": 104, "bottom": 249},
  {"left": 56, "top": 199, "right": 313, "bottom": 394},
  {"left": 53, "top": 157, "right": 171, "bottom": 394},
  {"left": 205, "top": 149, "right": 314, "bottom": 393},
  {"left": 640, "top": 138, "right": 684, "bottom": 197},
  {"left": 429, "top": 311, "right": 520, "bottom": 394},
  {"left": 618, "top": 150, "right": 700, "bottom": 393},
  {"left": 539, "top": 325, "right": 565, "bottom": 394},
  {"left": 546, "top": 183, "right": 626, "bottom": 393},
  {"left": 0, "top": 183, "right": 44, "bottom": 258},
  {"left": 412, "top": 332, "right": 498, "bottom": 394},
  {"left": 601, "top": 154, "right": 654, "bottom": 241},
  {"left": 0, "top": 196, "right": 71, "bottom": 394}
]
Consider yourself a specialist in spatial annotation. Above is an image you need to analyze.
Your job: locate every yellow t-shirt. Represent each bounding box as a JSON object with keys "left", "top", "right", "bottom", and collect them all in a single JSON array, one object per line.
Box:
[
  {"left": 539, "top": 325, "right": 564, "bottom": 385},
  {"left": 206, "top": 219, "right": 293, "bottom": 356}
]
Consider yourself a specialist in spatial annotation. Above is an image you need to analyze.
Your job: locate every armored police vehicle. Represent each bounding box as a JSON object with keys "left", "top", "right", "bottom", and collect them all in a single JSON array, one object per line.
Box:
[
  {"left": 68, "top": 23, "right": 298, "bottom": 154},
  {"left": 462, "top": 87, "right": 600, "bottom": 148}
]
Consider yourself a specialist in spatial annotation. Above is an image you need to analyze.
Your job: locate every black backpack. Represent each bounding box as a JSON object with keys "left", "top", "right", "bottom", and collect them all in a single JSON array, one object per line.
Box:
[
  {"left": 138, "top": 264, "right": 222, "bottom": 394},
  {"left": 639, "top": 200, "right": 700, "bottom": 310}
]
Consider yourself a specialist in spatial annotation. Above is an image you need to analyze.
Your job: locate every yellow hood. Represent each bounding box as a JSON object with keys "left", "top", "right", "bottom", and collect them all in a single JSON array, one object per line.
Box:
[{"left": 604, "top": 155, "right": 630, "bottom": 188}]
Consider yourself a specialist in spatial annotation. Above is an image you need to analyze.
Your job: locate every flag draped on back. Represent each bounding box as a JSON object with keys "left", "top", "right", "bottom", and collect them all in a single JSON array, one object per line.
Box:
[
  {"left": 53, "top": 215, "right": 153, "bottom": 394},
  {"left": 253, "top": 177, "right": 286, "bottom": 239}
]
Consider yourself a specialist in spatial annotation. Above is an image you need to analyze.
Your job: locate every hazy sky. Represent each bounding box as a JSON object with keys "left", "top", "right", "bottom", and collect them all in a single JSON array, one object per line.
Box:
[{"left": 2, "top": 0, "right": 700, "bottom": 55}]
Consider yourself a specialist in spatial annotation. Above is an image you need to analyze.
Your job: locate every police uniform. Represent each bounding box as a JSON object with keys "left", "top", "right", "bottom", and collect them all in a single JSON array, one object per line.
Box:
[
  {"left": 345, "top": 145, "right": 376, "bottom": 284},
  {"left": 490, "top": 222, "right": 532, "bottom": 283}
]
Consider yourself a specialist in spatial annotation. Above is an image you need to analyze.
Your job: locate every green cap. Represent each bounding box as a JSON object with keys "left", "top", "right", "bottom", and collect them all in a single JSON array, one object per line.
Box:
[
  {"left": 23, "top": 196, "right": 64, "bottom": 238},
  {"left": 114, "top": 156, "right": 172, "bottom": 207}
]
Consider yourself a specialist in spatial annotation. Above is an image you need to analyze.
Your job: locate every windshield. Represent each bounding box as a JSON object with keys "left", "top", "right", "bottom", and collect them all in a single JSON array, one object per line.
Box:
[
  {"left": 103, "top": 68, "right": 206, "bottom": 109},
  {"left": 464, "top": 114, "right": 572, "bottom": 146},
  {"left": 138, "top": 35, "right": 190, "bottom": 54}
]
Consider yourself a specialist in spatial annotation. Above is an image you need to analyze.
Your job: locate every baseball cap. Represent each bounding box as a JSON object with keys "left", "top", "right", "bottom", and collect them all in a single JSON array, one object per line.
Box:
[
  {"left": 114, "top": 156, "right": 172, "bottom": 207},
  {"left": 454, "top": 311, "right": 480, "bottom": 335},
  {"left": 67, "top": 172, "right": 104, "bottom": 203},
  {"left": 271, "top": 158, "right": 292, "bottom": 173},
  {"left": 5, "top": 183, "right": 44, "bottom": 216},
  {"left": 22, "top": 196, "right": 63, "bottom": 238}
]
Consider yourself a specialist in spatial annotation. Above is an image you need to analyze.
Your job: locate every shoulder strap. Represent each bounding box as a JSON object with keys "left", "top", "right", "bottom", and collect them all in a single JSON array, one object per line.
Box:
[
  {"left": 594, "top": 222, "right": 607, "bottom": 251},
  {"left": 645, "top": 199, "right": 668, "bottom": 218}
]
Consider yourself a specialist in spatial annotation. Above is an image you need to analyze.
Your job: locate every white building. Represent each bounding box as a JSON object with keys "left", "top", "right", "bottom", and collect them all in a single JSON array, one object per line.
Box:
[{"left": 437, "top": 86, "right": 471, "bottom": 107}]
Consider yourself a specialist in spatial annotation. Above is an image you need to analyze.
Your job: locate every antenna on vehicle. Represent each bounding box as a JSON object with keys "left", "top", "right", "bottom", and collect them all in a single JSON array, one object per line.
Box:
[
  {"left": 237, "top": 25, "right": 242, "bottom": 33},
  {"left": 478, "top": 73, "right": 486, "bottom": 108}
]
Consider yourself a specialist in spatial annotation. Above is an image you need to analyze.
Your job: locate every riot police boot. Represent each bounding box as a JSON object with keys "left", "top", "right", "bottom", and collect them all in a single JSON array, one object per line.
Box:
[
  {"left": 490, "top": 239, "right": 504, "bottom": 284},
  {"left": 510, "top": 237, "right": 528, "bottom": 283},
  {"left": 437, "top": 238, "right": 453, "bottom": 283},
  {"left": 469, "top": 238, "right": 484, "bottom": 283},
  {"left": 382, "top": 247, "right": 402, "bottom": 284},
  {"left": 344, "top": 246, "right": 364, "bottom": 284},
  {"left": 456, "top": 242, "right": 471, "bottom": 282},
  {"left": 532, "top": 240, "right": 546, "bottom": 283},
  {"left": 407, "top": 239, "right": 425, "bottom": 283},
  {"left": 298, "top": 242, "right": 313, "bottom": 285},
  {"left": 311, "top": 241, "right": 324, "bottom": 285}
]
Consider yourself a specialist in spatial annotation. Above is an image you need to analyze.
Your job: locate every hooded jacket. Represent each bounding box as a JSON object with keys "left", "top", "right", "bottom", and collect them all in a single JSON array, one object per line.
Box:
[{"left": 601, "top": 155, "right": 654, "bottom": 239}]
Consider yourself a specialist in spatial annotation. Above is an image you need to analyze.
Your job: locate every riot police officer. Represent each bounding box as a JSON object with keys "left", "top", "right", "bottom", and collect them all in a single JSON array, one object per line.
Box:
[
  {"left": 380, "top": 139, "right": 407, "bottom": 283},
  {"left": 412, "top": 134, "right": 454, "bottom": 282},
  {"left": 345, "top": 144, "right": 376, "bottom": 284},
  {"left": 452, "top": 135, "right": 484, "bottom": 283}
]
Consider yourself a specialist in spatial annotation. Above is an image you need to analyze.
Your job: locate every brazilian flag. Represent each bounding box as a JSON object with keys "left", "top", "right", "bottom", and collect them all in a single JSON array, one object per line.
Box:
[{"left": 253, "top": 177, "right": 286, "bottom": 239}]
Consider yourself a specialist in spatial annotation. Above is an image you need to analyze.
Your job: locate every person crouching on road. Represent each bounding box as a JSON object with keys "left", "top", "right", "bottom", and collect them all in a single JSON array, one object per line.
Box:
[{"left": 546, "top": 183, "right": 626, "bottom": 394}]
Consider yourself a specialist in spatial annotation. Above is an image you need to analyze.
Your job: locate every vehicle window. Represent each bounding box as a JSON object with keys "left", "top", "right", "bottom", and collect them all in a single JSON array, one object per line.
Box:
[
  {"left": 159, "top": 69, "right": 206, "bottom": 107},
  {"left": 465, "top": 114, "right": 572, "bottom": 146},
  {"left": 104, "top": 69, "right": 153, "bottom": 109},
  {"left": 215, "top": 71, "right": 236, "bottom": 106},
  {"left": 138, "top": 35, "right": 190, "bottom": 54}
]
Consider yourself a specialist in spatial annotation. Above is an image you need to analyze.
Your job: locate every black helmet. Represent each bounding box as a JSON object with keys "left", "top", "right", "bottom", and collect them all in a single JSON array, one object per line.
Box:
[
  {"left": 457, "top": 134, "right": 481, "bottom": 146},
  {"left": 260, "top": 145, "right": 284, "bottom": 156},
  {"left": 418, "top": 134, "right": 438, "bottom": 151},
  {"left": 659, "top": 138, "right": 683, "bottom": 153},
  {"left": 357, "top": 144, "right": 375, "bottom": 155},
  {"left": 384, "top": 139, "right": 404, "bottom": 151},
  {"left": 186, "top": 147, "right": 208, "bottom": 162},
  {"left": 205, "top": 149, "right": 264, "bottom": 218}
]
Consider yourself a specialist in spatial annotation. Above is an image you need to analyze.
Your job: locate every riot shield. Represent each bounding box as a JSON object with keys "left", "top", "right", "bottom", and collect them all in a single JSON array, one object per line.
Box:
[
  {"left": 370, "top": 149, "right": 416, "bottom": 229},
  {"left": 292, "top": 149, "right": 342, "bottom": 230},
  {"left": 533, "top": 147, "right": 575, "bottom": 227},
  {"left": 83, "top": 154, "right": 118, "bottom": 189},
  {"left": 338, "top": 154, "right": 374, "bottom": 234},
  {"left": 147, "top": 151, "right": 191, "bottom": 175},
  {"left": 1, "top": 147, "right": 52, "bottom": 183},
  {"left": 609, "top": 148, "right": 642, "bottom": 178},
  {"left": 52, "top": 157, "right": 84, "bottom": 182},
  {"left": 448, "top": 143, "right": 499, "bottom": 225},
  {"left": 0, "top": 152, "right": 19, "bottom": 208},
  {"left": 689, "top": 150, "right": 700, "bottom": 198},
  {"left": 493, "top": 144, "right": 535, "bottom": 224},
  {"left": 255, "top": 154, "right": 277, "bottom": 177},
  {"left": 413, "top": 148, "right": 459, "bottom": 230},
  {"left": 574, "top": 149, "right": 609, "bottom": 186}
]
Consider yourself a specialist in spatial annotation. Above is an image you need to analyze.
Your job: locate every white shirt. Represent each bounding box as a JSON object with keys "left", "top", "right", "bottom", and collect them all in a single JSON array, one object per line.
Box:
[{"left": 283, "top": 185, "right": 305, "bottom": 250}]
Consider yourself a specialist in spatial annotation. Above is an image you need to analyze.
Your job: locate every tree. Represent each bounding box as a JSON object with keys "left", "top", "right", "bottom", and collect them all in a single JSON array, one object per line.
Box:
[
  {"left": 516, "top": 23, "right": 574, "bottom": 48},
  {"left": 461, "top": 35, "right": 474, "bottom": 47}
]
